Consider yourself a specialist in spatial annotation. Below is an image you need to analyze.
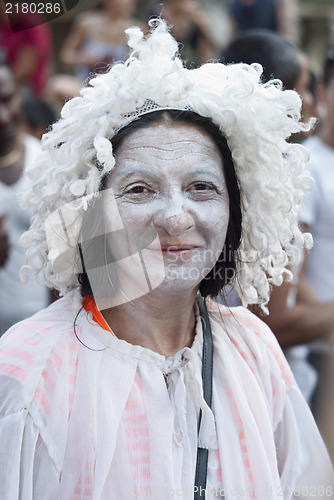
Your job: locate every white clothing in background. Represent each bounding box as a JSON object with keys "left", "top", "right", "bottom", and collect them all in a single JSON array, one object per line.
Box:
[
  {"left": 299, "top": 135, "right": 334, "bottom": 302},
  {"left": 0, "top": 293, "right": 332, "bottom": 500},
  {"left": 0, "top": 134, "right": 49, "bottom": 336},
  {"left": 284, "top": 261, "right": 317, "bottom": 403}
]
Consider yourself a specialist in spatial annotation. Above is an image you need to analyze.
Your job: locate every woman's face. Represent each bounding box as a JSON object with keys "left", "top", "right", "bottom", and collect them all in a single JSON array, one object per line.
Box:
[{"left": 101, "top": 122, "right": 229, "bottom": 303}]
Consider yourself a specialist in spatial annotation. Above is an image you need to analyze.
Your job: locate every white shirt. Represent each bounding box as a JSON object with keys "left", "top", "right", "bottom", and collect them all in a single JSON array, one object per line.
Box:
[
  {"left": 299, "top": 135, "right": 334, "bottom": 302},
  {"left": 0, "top": 134, "right": 49, "bottom": 336},
  {"left": 0, "top": 293, "right": 332, "bottom": 499}
]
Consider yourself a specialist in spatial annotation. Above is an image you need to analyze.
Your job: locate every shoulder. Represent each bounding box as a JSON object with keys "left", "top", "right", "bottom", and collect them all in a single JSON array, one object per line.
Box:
[
  {"left": 0, "top": 294, "right": 80, "bottom": 417},
  {"left": 206, "top": 299, "right": 295, "bottom": 388},
  {"left": 206, "top": 300, "right": 297, "bottom": 428},
  {"left": 207, "top": 298, "right": 275, "bottom": 342}
]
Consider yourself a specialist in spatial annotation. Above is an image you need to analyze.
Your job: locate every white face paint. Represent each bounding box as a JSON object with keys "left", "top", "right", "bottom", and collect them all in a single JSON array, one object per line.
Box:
[{"left": 102, "top": 122, "right": 230, "bottom": 302}]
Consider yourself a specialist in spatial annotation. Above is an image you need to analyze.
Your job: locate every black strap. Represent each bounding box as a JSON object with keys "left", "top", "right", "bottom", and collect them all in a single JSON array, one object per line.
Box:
[{"left": 194, "top": 295, "right": 213, "bottom": 499}]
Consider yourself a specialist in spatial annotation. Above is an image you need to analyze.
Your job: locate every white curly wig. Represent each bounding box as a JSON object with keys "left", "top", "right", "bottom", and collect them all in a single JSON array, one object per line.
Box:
[{"left": 20, "top": 19, "right": 313, "bottom": 310}]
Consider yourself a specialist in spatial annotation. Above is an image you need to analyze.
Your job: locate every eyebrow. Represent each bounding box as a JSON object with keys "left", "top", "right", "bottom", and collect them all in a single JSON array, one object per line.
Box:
[
  {"left": 187, "top": 168, "right": 225, "bottom": 183},
  {"left": 113, "top": 167, "right": 160, "bottom": 179},
  {"left": 112, "top": 164, "right": 225, "bottom": 184},
  {"left": 113, "top": 166, "right": 224, "bottom": 181}
]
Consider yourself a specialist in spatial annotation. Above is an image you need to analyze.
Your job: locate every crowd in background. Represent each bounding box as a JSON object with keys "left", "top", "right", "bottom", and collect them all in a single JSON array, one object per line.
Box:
[
  {"left": 1, "top": 0, "right": 334, "bottom": 460},
  {"left": 0, "top": 0, "right": 331, "bottom": 119}
]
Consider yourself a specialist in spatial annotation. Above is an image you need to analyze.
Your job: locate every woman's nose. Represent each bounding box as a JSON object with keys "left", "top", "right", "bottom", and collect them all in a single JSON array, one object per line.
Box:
[{"left": 153, "top": 197, "right": 194, "bottom": 236}]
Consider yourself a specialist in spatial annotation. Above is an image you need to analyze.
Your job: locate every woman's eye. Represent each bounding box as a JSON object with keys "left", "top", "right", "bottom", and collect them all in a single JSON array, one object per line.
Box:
[
  {"left": 187, "top": 182, "right": 218, "bottom": 200},
  {"left": 191, "top": 183, "right": 215, "bottom": 191},
  {"left": 125, "top": 185, "right": 151, "bottom": 194},
  {"left": 121, "top": 185, "right": 155, "bottom": 201},
  {"left": 189, "top": 182, "right": 217, "bottom": 193}
]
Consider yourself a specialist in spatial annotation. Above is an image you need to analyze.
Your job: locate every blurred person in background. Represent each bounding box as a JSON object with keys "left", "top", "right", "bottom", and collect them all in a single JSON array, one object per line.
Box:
[
  {"left": 21, "top": 94, "right": 56, "bottom": 140},
  {"left": 60, "top": 0, "right": 145, "bottom": 83},
  {"left": 228, "top": 0, "right": 300, "bottom": 44},
  {"left": 298, "top": 48, "right": 334, "bottom": 440},
  {"left": 222, "top": 29, "right": 314, "bottom": 129},
  {"left": 0, "top": 54, "right": 49, "bottom": 336},
  {"left": 221, "top": 30, "right": 334, "bottom": 408},
  {"left": 47, "top": 0, "right": 145, "bottom": 115},
  {"left": 0, "top": 1, "right": 52, "bottom": 96},
  {"left": 156, "top": 0, "right": 216, "bottom": 66}
]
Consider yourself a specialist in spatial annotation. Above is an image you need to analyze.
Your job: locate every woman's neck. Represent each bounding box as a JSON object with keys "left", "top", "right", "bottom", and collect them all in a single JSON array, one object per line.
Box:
[{"left": 102, "top": 289, "right": 198, "bottom": 357}]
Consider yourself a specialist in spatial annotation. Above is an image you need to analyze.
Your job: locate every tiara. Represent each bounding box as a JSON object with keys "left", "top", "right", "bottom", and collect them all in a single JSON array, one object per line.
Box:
[{"left": 115, "top": 99, "right": 194, "bottom": 134}]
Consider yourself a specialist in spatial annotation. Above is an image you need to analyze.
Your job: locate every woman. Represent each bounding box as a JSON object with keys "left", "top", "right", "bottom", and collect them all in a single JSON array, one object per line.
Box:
[
  {"left": 151, "top": 0, "right": 215, "bottom": 66},
  {"left": 0, "top": 20, "right": 332, "bottom": 499},
  {"left": 60, "top": 0, "right": 145, "bottom": 82},
  {"left": 228, "top": 0, "right": 300, "bottom": 45},
  {"left": 49, "top": 0, "right": 144, "bottom": 115},
  {"left": 0, "top": 58, "right": 49, "bottom": 336}
]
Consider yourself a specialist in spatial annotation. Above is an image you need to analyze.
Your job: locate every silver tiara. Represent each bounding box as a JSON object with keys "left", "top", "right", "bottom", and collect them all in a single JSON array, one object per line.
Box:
[{"left": 115, "top": 99, "right": 194, "bottom": 134}]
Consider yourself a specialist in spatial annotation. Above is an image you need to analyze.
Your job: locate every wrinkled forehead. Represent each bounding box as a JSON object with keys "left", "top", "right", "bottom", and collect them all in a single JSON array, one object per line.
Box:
[{"left": 113, "top": 122, "right": 223, "bottom": 165}]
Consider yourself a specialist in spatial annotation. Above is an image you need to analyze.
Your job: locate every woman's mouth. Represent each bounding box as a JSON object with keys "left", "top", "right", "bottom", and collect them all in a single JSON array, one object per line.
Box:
[{"left": 160, "top": 245, "right": 198, "bottom": 259}]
